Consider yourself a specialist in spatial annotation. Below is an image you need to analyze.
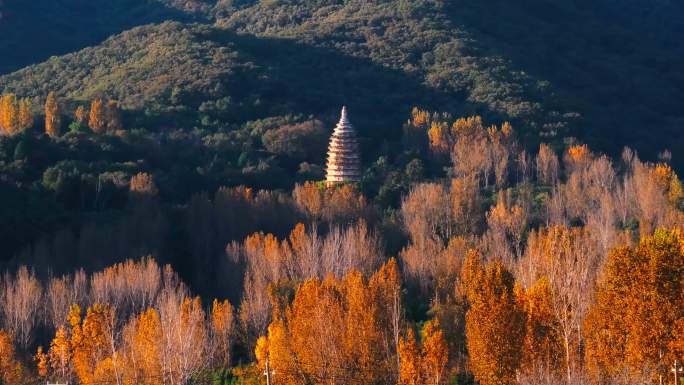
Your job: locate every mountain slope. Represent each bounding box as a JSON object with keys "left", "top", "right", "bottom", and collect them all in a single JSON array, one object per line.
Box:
[
  {"left": 220, "top": 0, "right": 684, "bottom": 164},
  {"left": 0, "top": 0, "right": 215, "bottom": 74},
  {"left": 1, "top": 0, "right": 683, "bottom": 167}
]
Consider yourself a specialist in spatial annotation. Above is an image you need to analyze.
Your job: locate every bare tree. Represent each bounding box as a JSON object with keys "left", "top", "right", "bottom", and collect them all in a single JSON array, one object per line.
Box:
[
  {"left": 0, "top": 266, "right": 42, "bottom": 350},
  {"left": 46, "top": 269, "right": 88, "bottom": 329},
  {"left": 536, "top": 143, "right": 559, "bottom": 185},
  {"left": 516, "top": 226, "right": 602, "bottom": 383},
  {"left": 157, "top": 287, "right": 211, "bottom": 385}
]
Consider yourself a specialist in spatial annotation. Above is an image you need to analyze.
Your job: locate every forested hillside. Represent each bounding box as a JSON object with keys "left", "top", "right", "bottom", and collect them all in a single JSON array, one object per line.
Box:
[
  {"left": 0, "top": 1, "right": 683, "bottom": 385},
  {"left": 2, "top": 0, "right": 683, "bottom": 165}
]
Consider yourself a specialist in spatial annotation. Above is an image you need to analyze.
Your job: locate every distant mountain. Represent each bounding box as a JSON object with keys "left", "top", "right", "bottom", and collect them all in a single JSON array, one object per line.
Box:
[
  {"left": 1, "top": 0, "right": 683, "bottom": 167},
  {"left": 0, "top": 0, "right": 216, "bottom": 74},
  {"left": 220, "top": 0, "right": 684, "bottom": 164}
]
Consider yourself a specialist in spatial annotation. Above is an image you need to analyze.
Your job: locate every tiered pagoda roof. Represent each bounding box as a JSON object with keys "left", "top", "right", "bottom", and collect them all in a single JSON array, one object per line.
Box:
[{"left": 325, "top": 106, "right": 361, "bottom": 187}]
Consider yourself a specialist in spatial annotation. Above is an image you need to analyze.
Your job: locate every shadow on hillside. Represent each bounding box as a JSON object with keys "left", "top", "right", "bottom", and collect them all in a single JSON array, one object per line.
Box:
[
  {"left": 441, "top": 0, "right": 684, "bottom": 168},
  {"left": 185, "top": 28, "right": 485, "bottom": 158},
  {"left": 0, "top": 0, "right": 203, "bottom": 74}
]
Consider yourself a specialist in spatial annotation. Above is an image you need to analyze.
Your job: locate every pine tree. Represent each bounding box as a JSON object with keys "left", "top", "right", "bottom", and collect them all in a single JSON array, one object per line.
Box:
[{"left": 45, "top": 92, "right": 62, "bottom": 137}]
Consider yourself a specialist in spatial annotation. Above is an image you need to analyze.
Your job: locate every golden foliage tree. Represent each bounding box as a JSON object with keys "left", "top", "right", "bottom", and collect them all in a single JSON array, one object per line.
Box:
[
  {"left": 518, "top": 278, "right": 563, "bottom": 381},
  {"left": 211, "top": 299, "right": 235, "bottom": 368},
  {"left": 585, "top": 229, "right": 684, "bottom": 383},
  {"left": 129, "top": 172, "right": 159, "bottom": 199},
  {"left": 0, "top": 330, "right": 24, "bottom": 384},
  {"left": 292, "top": 181, "right": 370, "bottom": 225},
  {"left": 45, "top": 91, "right": 62, "bottom": 137},
  {"left": 0, "top": 93, "right": 33, "bottom": 135},
  {"left": 17, "top": 98, "right": 33, "bottom": 131},
  {"left": 122, "top": 308, "right": 162, "bottom": 385},
  {"left": 398, "top": 320, "right": 449, "bottom": 385},
  {"left": 420, "top": 320, "right": 449, "bottom": 385},
  {"left": 398, "top": 328, "right": 423, "bottom": 385},
  {"left": 256, "top": 260, "right": 403, "bottom": 385},
  {"left": 47, "top": 323, "right": 73, "bottom": 383},
  {"left": 88, "top": 99, "right": 107, "bottom": 134},
  {"left": 70, "top": 304, "right": 116, "bottom": 385},
  {"left": 464, "top": 253, "right": 525, "bottom": 385},
  {"left": 0, "top": 93, "right": 17, "bottom": 134}
]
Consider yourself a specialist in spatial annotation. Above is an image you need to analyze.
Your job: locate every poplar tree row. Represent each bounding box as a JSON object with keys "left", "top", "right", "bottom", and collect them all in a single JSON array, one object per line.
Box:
[{"left": 0, "top": 92, "right": 122, "bottom": 137}]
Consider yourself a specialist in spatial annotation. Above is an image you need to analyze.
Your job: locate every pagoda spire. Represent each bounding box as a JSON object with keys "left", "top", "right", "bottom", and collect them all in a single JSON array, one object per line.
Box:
[{"left": 325, "top": 106, "right": 361, "bottom": 187}]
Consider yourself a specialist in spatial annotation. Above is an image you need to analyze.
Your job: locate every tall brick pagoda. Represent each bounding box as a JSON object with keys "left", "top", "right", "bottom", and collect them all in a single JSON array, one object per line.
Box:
[{"left": 325, "top": 106, "right": 361, "bottom": 187}]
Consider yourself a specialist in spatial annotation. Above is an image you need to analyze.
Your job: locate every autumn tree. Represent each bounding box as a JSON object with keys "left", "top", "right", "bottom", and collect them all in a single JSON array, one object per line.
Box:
[
  {"left": 398, "top": 321, "right": 449, "bottom": 385},
  {"left": 46, "top": 270, "right": 88, "bottom": 330},
  {"left": 231, "top": 221, "right": 382, "bottom": 351},
  {"left": 17, "top": 98, "right": 33, "bottom": 131},
  {"left": 45, "top": 91, "right": 62, "bottom": 137},
  {"left": 88, "top": 99, "right": 107, "bottom": 134},
  {"left": 70, "top": 304, "right": 117, "bottom": 385},
  {"left": 464, "top": 252, "right": 525, "bottom": 385},
  {"left": 483, "top": 189, "right": 527, "bottom": 265},
  {"left": 47, "top": 320, "right": 74, "bottom": 384},
  {"left": 0, "top": 93, "right": 17, "bottom": 134},
  {"left": 536, "top": 143, "right": 559, "bottom": 185},
  {"left": 129, "top": 172, "right": 159, "bottom": 200},
  {"left": 398, "top": 328, "right": 423, "bottom": 385},
  {"left": 292, "top": 181, "right": 371, "bottom": 225},
  {"left": 420, "top": 320, "right": 449, "bottom": 385},
  {"left": 121, "top": 308, "right": 162, "bottom": 385},
  {"left": 516, "top": 226, "right": 601, "bottom": 383},
  {"left": 211, "top": 299, "right": 235, "bottom": 368},
  {"left": 257, "top": 260, "right": 404, "bottom": 385},
  {"left": 74, "top": 105, "right": 87, "bottom": 125},
  {"left": 0, "top": 266, "right": 43, "bottom": 350},
  {"left": 0, "top": 93, "right": 33, "bottom": 135},
  {"left": 90, "top": 257, "right": 162, "bottom": 318},
  {"left": 585, "top": 229, "right": 684, "bottom": 384},
  {"left": 156, "top": 291, "right": 211, "bottom": 385},
  {"left": 0, "top": 330, "right": 25, "bottom": 385},
  {"left": 518, "top": 278, "right": 563, "bottom": 384}
]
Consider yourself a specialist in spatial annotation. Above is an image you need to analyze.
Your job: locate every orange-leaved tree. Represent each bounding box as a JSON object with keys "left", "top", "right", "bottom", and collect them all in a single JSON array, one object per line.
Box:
[
  {"left": 88, "top": 99, "right": 107, "bottom": 134},
  {"left": 585, "top": 229, "right": 684, "bottom": 383},
  {"left": 463, "top": 251, "right": 525, "bottom": 385},
  {"left": 45, "top": 91, "right": 62, "bottom": 137},
  {"left": 398, "top": 320, "right": 449, "bottom": 385},
  {"left": 256, "top": 260, "right": 403, "bottom": 385},
  {"left": 518, "top": 277, "right": 563, "bottom": 382},
  {"left": 0, "top": 330, "right": 25, "bottom": 384}
]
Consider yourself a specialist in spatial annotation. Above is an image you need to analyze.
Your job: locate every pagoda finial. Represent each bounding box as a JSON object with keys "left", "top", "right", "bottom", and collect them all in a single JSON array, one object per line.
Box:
[{"left": 339, "top": 106, "right": 348, "bottom": 124}]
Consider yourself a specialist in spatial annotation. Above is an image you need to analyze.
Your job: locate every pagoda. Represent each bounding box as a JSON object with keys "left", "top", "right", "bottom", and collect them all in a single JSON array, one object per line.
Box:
[{"left": 325, "top": 106, "right": 361, "bottom": 187}]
